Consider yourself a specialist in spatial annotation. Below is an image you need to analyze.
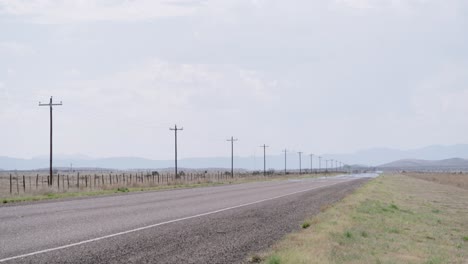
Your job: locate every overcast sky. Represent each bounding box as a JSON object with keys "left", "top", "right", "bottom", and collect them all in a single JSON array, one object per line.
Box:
[{"left": 1, "top": 0, "right": 467, "bottom": 160}]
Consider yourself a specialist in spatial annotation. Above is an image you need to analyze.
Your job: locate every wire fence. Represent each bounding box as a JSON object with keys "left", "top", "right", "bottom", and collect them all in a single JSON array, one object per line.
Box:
[{"left": 0, "top": 170, "right": 341, "bottom": 197}]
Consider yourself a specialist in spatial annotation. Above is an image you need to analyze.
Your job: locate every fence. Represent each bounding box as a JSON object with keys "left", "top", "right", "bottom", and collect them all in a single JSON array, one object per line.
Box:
[
  {"left": 0, "top": 172, "right": 271, "bottom": 196},
  {"left": 0, "top": 170, "right": 345, "bottom": 197}
]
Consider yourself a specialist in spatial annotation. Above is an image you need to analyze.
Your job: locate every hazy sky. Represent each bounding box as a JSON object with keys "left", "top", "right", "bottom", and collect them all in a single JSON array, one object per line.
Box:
[{"left": 1, "top": 0, "right": 467, "bottom": 160}]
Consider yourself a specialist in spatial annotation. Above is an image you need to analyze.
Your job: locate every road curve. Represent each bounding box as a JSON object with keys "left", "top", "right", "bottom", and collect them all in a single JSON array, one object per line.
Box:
[{"left": 0, "top": 175, "right": 371, "bottom": 263}]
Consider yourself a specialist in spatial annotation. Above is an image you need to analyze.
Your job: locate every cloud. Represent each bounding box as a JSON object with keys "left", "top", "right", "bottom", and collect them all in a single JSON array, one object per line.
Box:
[
  {"left": 13, "top": 58, "right": 280, "bottom": 159},
  {"left": 40, "top": 59, "right": 279, "bottom": 128},
  {"left": 0, "top": 0, "right": 206, "bottom": 23},
  {"left": 411, "top": 63, "right": 468, "bottom": 122},
  {"left": 0, "top": 81, "right": 11, "bottom": 116},
  {"left": 0, "top": 41, "right": 34, "bottom": 56}
]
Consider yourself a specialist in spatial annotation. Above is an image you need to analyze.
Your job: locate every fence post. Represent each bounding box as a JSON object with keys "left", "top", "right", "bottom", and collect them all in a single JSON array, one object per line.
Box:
[
  {"left": 16, "top": 175, "right": 19, "bottom": 194},
  {"left": 57, "top": 174, "right": 60, "bottom": 190},
  {"left": 67, "top": 175, "right": 70, "bottom": 189},
  {"left": 36, "top": 174, "right": 39, "bottom": 189},
  {"left": 10, "top": 174, "right": 12, "bottom": 194},
  {"left": 77, "top": 172, "right": 80, "bottom": 188}
]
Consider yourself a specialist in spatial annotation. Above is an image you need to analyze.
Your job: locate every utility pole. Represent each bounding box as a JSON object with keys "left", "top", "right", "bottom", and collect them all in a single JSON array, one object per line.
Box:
[
  {"left": 298, "top": 152, "right": 303, "bottom": 174},
  {"left": 318, "top": 156, "right": 322, "bottom": 173},
  {"left": 282, "top": 149, "right": 287, "bottom": 175},
  {"left": 259, "top": 144, "right": 269, "bottom": 176},
  {"left": 170, "top": 124, "right": 183, "bottom": 179},
  {"left": 325, "top": 159, "right": 329, "bottom": 173},
  {"left": 39, "top": 96, "right": 62, "bottom": 186},
  {"left": 310, "top": 154, "right": 314, "bottom": 173},
  {"left": 226, "top": 137, "right": 238, "bottom": 178}
]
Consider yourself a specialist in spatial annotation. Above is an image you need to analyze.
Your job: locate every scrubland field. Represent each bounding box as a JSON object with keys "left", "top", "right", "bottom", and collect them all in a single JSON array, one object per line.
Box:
[
  {"left": 258, "top": 173, "right": 468, "bottom": 264},
  {"left": 404, "top": 172, "right": 468, "bottom": 190}
]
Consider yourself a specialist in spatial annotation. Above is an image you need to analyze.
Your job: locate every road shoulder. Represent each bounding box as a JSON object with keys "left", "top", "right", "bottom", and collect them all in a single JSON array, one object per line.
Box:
[{"left": 257, "top": 174, "right": 468, "bottom": 264}]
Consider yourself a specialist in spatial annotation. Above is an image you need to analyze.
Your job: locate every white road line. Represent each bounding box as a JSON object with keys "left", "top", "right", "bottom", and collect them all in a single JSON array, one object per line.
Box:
[{"left": 0, "top": 179, "right": 355, "bottom": 263}]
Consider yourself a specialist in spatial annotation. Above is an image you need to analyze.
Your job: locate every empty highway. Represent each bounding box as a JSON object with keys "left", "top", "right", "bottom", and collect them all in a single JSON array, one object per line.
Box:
[{"left": 0, "top": 174, "right": 374, "bottom": 263}]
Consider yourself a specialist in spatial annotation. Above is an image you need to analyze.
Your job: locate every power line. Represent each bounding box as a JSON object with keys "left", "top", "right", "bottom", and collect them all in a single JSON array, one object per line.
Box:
[
  {"left": 39, "top": 96, "right": 62, "bottom": 186},
  {"left": 169, "top": 124, "right": 183, "bottom": 179},
  {"left": 259, "top": 144, "right": 269, "bottom": 176},
  {"left": 226, "top": 136, "right": 238, "bottom": 178}
]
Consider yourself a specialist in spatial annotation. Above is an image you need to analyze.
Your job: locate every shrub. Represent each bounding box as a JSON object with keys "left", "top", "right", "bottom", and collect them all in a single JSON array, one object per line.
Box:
[
  {"left": 117, "top": 187, "right": 129, "bottom": 193},
  {"left": 267, "top": 255, "right": 281, "bottom": 264},
  {"left": 345, "top": 231, "right": 353, "bottom": 238},
  {"left": 249, "top": 255, "right": 262, "bottom": 263},
  {"left": 302, "top": 222, "right": 311, "bottom": 229}
]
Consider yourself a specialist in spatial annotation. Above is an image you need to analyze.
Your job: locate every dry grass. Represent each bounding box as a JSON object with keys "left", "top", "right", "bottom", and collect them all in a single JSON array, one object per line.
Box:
[
  {"left": 259, "top": 174, "right": 468, "bottom": 264},
  {"left": 404, "top": 172, "right": 468, "bottom": 190},
  {"left": 1, "top": 172, "right": 340, "bottom": 203}
]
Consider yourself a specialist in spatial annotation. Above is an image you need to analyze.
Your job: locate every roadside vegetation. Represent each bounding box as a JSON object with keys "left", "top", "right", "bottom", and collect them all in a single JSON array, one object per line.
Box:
[
  {"left": 1, "top": 172, "right": 338, "bottom": 204},
  {"left": 404, "top": 172, "right": 468, "bottom": 190},
  {"left": 258, "top": 174, "right": 468, "bottom": 263}
]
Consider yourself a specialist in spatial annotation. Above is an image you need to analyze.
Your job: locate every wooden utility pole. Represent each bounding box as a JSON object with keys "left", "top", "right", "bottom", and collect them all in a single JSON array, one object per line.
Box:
[
  {"left": 282, "top": 149, "right": 287, "bottom": 175},
  {"left": 318, "top": 156, "right": 322, "bottom": 173},
  {"left": 170, "top": 124, "right": 183, "bottom": 179},
  {"left": 226, "top": 137, "right": 238, "bottom": 178},
  {"left": 39, "top": 96, "right": 62, "bottom": 186},
  {"left": 259, "top": 144, "right": 269, "bottom": 176},
  {"left": 298, "top": 152, "right": 303, "bottom": 174},
  {"left": 310, "top": 154, "right": 314, "bottom": 173}
]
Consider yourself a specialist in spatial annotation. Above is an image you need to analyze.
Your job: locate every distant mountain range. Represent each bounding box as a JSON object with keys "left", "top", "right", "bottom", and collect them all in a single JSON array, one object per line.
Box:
[
  {"left": 323, "top": 144, "right": 468, "bottom": 167},
  {"left": 378, "top": 158, "right": 468, "bottom": 171},
  {"left": 0, "top": 155, "right": 291, "bottom": 171},
  {"left": 2, "top": 144, "right": 468, "bottom": 171}
]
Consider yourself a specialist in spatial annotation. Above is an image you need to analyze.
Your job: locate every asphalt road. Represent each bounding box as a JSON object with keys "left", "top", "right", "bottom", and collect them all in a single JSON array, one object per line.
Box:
[{"left": 0, "top": 174, "right": 373, "bottom": 263}]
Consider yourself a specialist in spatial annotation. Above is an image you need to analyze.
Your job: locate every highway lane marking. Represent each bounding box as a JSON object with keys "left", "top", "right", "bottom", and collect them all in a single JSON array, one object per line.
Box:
[{"left": 0, "top": 178, "right": 359, "bottom": 263}]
